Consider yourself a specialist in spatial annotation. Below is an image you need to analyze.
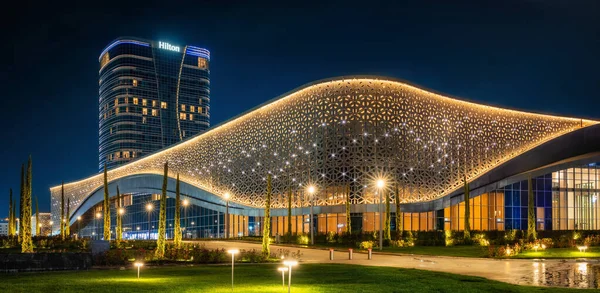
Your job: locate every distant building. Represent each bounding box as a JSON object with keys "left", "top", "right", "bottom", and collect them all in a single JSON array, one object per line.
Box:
[
  {"left": 31, "top": 212, "right": 52, "bottom": 236},
  {"left": 98, "top": 37, "right": 211, "bottom": 170},
  {"left": 0, "top": 220, "right": 7, "bottom": 236}
]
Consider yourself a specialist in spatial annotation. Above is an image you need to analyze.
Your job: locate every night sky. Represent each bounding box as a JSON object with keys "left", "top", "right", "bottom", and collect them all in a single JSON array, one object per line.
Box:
[{"left": 2, "top": 0, "right": 599, "bottom": 216}]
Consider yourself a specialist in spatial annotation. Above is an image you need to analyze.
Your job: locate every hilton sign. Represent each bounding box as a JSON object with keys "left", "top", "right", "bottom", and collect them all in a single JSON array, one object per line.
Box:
[{"left": 158, "top": 41, "right": 181, "bottom": 52}]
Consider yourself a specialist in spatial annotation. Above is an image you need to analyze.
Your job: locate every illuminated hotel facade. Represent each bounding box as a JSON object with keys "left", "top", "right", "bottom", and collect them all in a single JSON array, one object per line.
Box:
[
  {"left": 98, "top": 37, "right": 210, "bottom": 171},
  {"left": 52, "top": 77, "right": 600, "bottom": 239}
]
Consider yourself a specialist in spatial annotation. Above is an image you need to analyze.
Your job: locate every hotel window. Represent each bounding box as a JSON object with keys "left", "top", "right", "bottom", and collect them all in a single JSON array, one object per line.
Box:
[
  {"left": 161, "top": 102, "right": 167, "bottom": 109},
  {"left": 198, "top": 57, "right": 208, "bottom": 69},
  {"left": 142, "top": 108, "right": 148, "bottom": 115},
  {"left": 142, "top": 117, "right": 147, "bottom": 124},
  {"left": 133, "top": 97, "right": 138, "bottom": 105},
  {"left": 125, "top": 107, "right": 129, "bottom": 113},
  {"left": 124, "top": 97, "right": 129, "bottom": 104},
  {"left": 179, "top": 113, "right": 187, "bottom": 120},
  {"left": 142, "top": 99, "right": 147, "bottom": 106},
  {"left": 123, "top": 151, "right": 130, "bottom": 159},
  {"left": 189, "top": 114, "right": 194, "bottom": 121},
  {"left": 133, "top": 79, "right": 138, "bottom": 87},
  {"left": 152, "top": 194, "right": 161, "bottom": 201},
  {"left": 115, "top": 107, "right": 120, "bottom": 114},
  {"left": 152, "top": 100, "right": 157, "bottom": 107},
  {"left": 181, "top": 104, "right": 186, "bottom": 111},
  {"left": 190, "top": 105, "right": 195, "bottom": 112},
  {"left": 198, "top": 106, "right": 202, "bottom": 113},
  {"left": 151, "top": 109, "right": 158, "bottom": 116},
  {"left": 182, "top": 130, "right": 186, "bottom": 137},
  {"left": 114, "top": 98, "right": 119, "bottom": 106},
  {"left": 115, "top": 152, "right": 121, "bottom": 159}
]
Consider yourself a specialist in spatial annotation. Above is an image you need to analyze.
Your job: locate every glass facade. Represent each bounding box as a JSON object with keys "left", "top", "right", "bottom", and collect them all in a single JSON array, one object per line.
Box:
[{"left": 98, "top": 38, "right": 210, "bottom": 170}]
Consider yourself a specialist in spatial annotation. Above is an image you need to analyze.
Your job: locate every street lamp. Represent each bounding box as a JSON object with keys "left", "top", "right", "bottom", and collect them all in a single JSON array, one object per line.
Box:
[
  {"left": 49, "top": 221, "right": 54, "bottom": 237},
  {"left": 146, "top": 203, "right": 153, "bottom": 240},
  {"left": 283, "top": 260, "right": 298, "bottom": 293},
  {"left": 306, "top": 185, "right": 316, "bottom": 245},
  {"left": 183, "top": 199, "right": 189, "bottom": 239},
  {"left": 224, "top": 192, "right": 231, "bottom": 239},
  {"left": 227, "top": 249, "right": 239, "bottom": 290},
  {"left": 95, "top": 212, "right": 102, "bottom": 240},
  {"left": 376, "top": 178, "right": 386, "bottom": 251},
  {"left": 134, "top": 262, "right": 143, "bottom": 279},
  {"left": 77, "top": 216, "right": 82, "bottom": 237},
  {"left": 278, "top": 267, "right": 288, "bottom": 289}
]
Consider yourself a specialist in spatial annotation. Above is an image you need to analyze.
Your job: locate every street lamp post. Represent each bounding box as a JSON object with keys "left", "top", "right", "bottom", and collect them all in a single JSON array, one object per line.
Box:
[
  {"left": 376, "top": 179, "right": 385, "bottom": 251},
  {"left": 146, "top": 203, "right": 153, "bottom": 240},
  {"left": 227, "top": 249, "right": 239, "bottom": 290},
  {"left": 183, "top": 199, "right": 189, "bottom": 239},
  {"left": 77, "top": 216, "right": 82, "bottom": 237},
  {"left": 49, "top": 221, "right": 54, "bottom": 237},
  {"left": 95, "top": 212, "right": 102, "bottom": 240},
  {"left": 224, "top": 193, "right": 231, "bottom": 239},
  {"left": 135, "top": 262, "right": 143, "bottom": 279},
  {"left": 307, "top": 185, "right": 316, "bottom": 245},
  {"left": 283, "top": 260, "right": 298, "bottom": 293}
]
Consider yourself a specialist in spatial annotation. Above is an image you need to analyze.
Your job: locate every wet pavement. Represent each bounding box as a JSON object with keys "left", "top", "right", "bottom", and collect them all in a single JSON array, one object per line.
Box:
[{"left": 189, "top": 240, "right": 600, "bottom": 289}]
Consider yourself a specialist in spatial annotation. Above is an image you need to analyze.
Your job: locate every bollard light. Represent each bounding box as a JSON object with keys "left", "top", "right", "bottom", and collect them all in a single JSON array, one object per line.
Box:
[
  {"left": 227, "top": 249, "right": 239, "bottom": 290},
  {"left": 134, "top": 262, "right": 143, "bottom": 279},
  {"left": 577, "top": 245, "right": 588, "bottom": 253},
  {"left": 283, "top": 260, "right": 298, "bottom": 293},
  {"left": 278, "top": 267, "right": 288, "bottom": 289}
]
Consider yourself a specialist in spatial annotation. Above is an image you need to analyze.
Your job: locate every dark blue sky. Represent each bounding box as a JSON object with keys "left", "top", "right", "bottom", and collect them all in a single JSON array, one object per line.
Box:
[{"left": 2, "top": 0, "right": 598, "bottom": 217}]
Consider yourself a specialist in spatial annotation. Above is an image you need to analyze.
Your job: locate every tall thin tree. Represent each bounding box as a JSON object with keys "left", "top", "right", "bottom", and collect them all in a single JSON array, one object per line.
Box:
[
  {"left": 173, "top": 174, "right": 182, "bottom": 248},
  {"left": 346, "top": 184, "right": 351, "bottom": 233},
  {"left": 115, "top": 186, "right": 122, "bottom": 243},
  {"left": 61, "top": 182, "right": 65, "bottom": 239},
  {"left": 35, "top": 196, "right": 40, "bottom": 236},
  {"left": 19, "top": 164, "right": 24, "bottom": 243},
  {"left": 395, "top": 183, "right": 403, "bottom": 240},
  {"left": 8, "top": 189, "right": 14, "bottom": 236},
  {"left": 527, "top": 175, "right": 537, "bottom": 241},
  {"left": 103, "top": 163, "right": 111, "bottom": 241},
  {"left": 384, "top": 189, "right": 391, "bottom": 240},
  {"left": 66, "top": 198, "right": 70, "bottom": 237},
  {"left": 463, "top": 176, "right": 471, "bottom": 241},
  {"left": 21, "top": 156, "right": 33, "bottom": 253},
  {"left": 11, "top": 198, "right": 17, "bottom": 237},
  {"left": 262, "top": 174, "right": 272, "bottom": 257},
  {"left": 287, "top": 184, "right": 292, "bottom": 240},
  {"left": 155, "top": 162, "right": 168, "bottom": 258}
]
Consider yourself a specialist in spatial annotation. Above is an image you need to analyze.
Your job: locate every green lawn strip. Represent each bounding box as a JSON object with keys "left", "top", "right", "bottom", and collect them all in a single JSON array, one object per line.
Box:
[
  {"left": 514, "top": 247, "right": 600, "bottom": 259},
  {"left": 0, "top": 263, "right": 593, "bottom": 293}
]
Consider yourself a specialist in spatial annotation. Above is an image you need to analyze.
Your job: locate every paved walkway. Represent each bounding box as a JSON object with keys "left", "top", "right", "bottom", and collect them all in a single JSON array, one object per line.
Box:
[{"left": 188, "top": 240, "right": 598, "bottom": 287}]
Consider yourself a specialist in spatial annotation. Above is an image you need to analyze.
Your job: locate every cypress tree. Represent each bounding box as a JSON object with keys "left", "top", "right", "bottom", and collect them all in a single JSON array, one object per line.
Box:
[
  {"left": 155, "top": 162, "right": 168, "bottom": 258},
  {"left": 174, "top": 174, "right": 182, "bottom": 248},
  {"left": 35, "top": 196, "right": 40, "bottom": 236},
  {"left": 395, "top": 183, "right": 403, "bottom": 240},
  {"left": 115, "top": 186, "right": 122, "bottom": 243},
  {"left": 11, "top": 198, "right": 17, "bottom": 237},
  {"left": 61, "top": 182, "right": 65, "bottom": 239},
  {"left": 8, "top": 189, "right": 14, "bottom": 236},
  {"left": 66, "top": 198, "right": 70, "bottom": 237},
  {"left": 527, "top": 175, "right": 537, "bottom": 241},
  {"left": 384, "top": 189, "right": 391, "bottom": 240},
  {"left": 21, "top": 156, "right": 33, "bottom": 253},
  {"left": 287, "top": 184, "right": 292, "bottom": 240},
  {"left": 262, "top": 174, "right": 272, "bottom": 257},
  {"left": 346, "top": 184, "right": 351, "bottom": 233},
  {"left": 103, "top": 163, "right": 111, "bottom": 240},
  {"left": 463, "top": 176, "right": 471, "bottom": 241},
  {"left": 19, "top": 164, "right": 24, "bottom": 243}
]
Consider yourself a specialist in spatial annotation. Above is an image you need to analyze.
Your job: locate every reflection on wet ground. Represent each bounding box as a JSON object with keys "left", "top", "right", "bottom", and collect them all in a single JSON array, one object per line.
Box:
[{"left": 523, "top": 260, "right": 600, "bottom": 288}]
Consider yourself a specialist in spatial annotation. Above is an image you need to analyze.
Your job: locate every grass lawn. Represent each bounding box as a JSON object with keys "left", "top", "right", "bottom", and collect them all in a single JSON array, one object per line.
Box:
[
  {"left": 0, "top": 263, "right": 593, "bottom": 293},
  {"left": 515, "top": 247, "right": 600, "bottom": 259}
]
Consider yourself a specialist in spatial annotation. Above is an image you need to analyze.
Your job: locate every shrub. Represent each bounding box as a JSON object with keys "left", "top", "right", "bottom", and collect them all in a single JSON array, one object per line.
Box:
[
  {"left": 359, "top": 241, "right": 374, "bottom": 250},
  {"left": 296, "top": 235, "right": 309, "bottom": 245},
  {"left": 240, "top": 249, "right": 267, "bottom": 263}
]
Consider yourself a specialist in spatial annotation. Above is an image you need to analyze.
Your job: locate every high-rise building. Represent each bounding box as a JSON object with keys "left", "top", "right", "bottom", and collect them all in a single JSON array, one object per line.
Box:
[{"left": 98, "top": 37, "right": 210, "bottom": 170}]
